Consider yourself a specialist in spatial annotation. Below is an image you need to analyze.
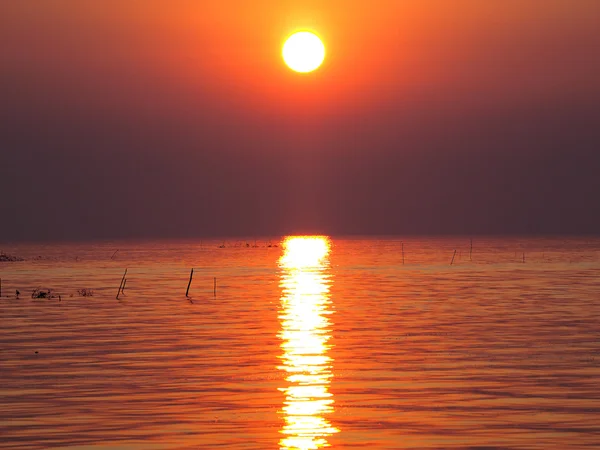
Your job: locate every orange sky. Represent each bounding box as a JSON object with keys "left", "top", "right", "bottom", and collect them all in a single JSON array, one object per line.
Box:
[
  {"left": 4, "top": 0, "right": 599, "bottom": 117},
  {"left": 1, "top": 1, "right": 600, "bottom": 239}
]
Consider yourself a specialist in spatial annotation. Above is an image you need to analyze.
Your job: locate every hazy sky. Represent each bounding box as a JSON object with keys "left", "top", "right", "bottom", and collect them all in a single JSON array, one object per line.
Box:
[{"left": 1, "top": 0, "right": 599, "bottom": 241}]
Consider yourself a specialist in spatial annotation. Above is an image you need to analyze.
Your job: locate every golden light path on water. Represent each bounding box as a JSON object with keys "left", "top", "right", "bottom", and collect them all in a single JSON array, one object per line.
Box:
[{"left": 278, "top": 237, "right": 339, "bottom": 450}]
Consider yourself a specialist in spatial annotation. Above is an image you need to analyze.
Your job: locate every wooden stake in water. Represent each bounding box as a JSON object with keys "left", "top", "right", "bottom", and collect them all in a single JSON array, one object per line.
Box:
[
  {"left": 214, "top": 277, "right": 217, "bottom": 297},
  {"left": 186, "top": 268, "right": 194, "bottom": 297},
  {"left": 116, "top": 268, "right": 127, "bottom": 299},
  {"left": 470, "top": 238, "right": 473, "bottom": 261},
  {"left": 401, "top": 242, "right": 405, "bottom": 265},
  {"left": 451, "top": 250, "right": 457, "bottom": 265},
  {"left": 122, "top": 279, "right": 127, "bottom": 293}
]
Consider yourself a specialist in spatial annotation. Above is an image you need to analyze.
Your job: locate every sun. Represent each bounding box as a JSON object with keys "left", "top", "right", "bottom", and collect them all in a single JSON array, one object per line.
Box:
[{"left": 282, "top": 32, "right": 326, "bottom": 73}]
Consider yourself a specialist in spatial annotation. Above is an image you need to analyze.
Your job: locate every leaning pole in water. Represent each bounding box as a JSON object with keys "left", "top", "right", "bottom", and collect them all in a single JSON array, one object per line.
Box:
[{"left": 186, "top": 268, "right": 194, "bottom": 297}]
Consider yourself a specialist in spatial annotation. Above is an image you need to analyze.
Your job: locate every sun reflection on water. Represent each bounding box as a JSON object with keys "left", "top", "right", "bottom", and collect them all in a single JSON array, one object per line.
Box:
[{"left": 278, "top": 236, "right": 339, "bottom": 450}]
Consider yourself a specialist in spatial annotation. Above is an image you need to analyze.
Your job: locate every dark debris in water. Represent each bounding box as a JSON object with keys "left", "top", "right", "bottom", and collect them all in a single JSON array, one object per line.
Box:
[
  {"left": 31, "top": 288, "right": 58, "bottom": 299},
  {"left": 0, "top": 252, "right": 24, "bottom": 262}
]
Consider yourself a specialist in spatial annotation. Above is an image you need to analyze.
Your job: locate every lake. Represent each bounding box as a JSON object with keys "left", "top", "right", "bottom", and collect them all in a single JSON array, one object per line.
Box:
[{"left": 1, "top": 237, "right": 599, "bottom": 449}]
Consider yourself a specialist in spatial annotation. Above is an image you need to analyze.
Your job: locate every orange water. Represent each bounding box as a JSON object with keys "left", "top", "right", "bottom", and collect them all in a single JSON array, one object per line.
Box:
[{"left": 1, "top": 237, "right": 599, "bottom": 449}]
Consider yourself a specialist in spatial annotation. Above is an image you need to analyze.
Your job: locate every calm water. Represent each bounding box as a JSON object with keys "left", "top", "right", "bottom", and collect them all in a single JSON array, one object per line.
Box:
[{"left": 1, "top": 237, "right": 599, "bottom": 449}]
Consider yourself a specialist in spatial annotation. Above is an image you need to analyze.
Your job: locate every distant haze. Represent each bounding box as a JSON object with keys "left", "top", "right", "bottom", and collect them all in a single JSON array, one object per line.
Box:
[{"left": 1, "top": 1, "right": 599, "bottom": 241}]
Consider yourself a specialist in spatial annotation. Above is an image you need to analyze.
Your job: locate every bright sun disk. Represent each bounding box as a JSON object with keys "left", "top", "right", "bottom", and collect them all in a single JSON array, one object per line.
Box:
[{"left": 283, "top": 32, "right": 326, "bottom": 73}]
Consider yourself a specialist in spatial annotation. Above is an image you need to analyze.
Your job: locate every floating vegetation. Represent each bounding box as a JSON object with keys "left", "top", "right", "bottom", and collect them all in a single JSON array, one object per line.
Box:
[
  {"left": 217, "top": 240, "right": 278, "bottom": 248},
  {"left": 77, "top": 288, "right": 94, "bottom": 297},
  {"left": 0, "top": 252, "right": 24, "bottom": 262},
  {"left": 31, "top": 288, "right": 55, "bottom": 299}
]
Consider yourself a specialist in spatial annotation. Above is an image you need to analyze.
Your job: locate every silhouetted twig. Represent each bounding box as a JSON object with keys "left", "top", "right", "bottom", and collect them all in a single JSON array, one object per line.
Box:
[
  {"left": 117, "top": 269, "right": 127, "bottom": 299},
  {"left": 186, "top": 268, "right": 194, "bottom": 297}
]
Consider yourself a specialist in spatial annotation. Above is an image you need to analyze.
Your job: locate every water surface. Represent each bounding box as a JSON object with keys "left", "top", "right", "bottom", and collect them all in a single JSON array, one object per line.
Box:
[{"left": 1, "top": 237, "right": 599, "bottom": 449}]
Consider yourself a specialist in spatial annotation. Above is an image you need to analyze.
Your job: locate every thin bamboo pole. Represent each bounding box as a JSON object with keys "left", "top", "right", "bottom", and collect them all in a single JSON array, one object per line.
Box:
[
  {"left": 116, "top": 269, "right": 127, "bottom": 299},
  {"left": 186, "top": 268, "right": 194, "bottom": 297},
  {"left": 470, "top": 238, "right": 473, "bottom": 261}
]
